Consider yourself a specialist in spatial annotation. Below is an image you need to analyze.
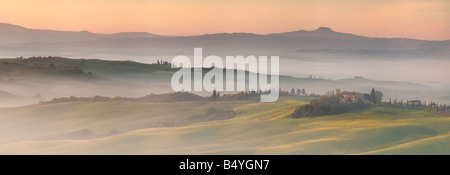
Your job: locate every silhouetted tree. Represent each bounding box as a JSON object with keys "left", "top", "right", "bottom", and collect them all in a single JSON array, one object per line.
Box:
[
  {"left": 370, "top": 88, "right": 376, "bottom": 103},
  {"left": 291, "top": 95, "right": 370, "bottom": 118},
  {"left": 375, "top": 91, "right": 383, "bottom": 104},
  {"left": 347, "top": 97, "right": 353, "bottom": 103},
  {"left": 363, "top": 93, "right": 370, "bottom": 101},
  {"left": 291, "top": 88, "right": 295, "bottom": 95},
  {"left": 212, "top": 89, "right": 217, "bottom": 100},
  {"left": 49, "top": 63, "right": 56, "bottom": 70},
  {"left": 335, "top": 89, "right": 341, "bottom": 95}
]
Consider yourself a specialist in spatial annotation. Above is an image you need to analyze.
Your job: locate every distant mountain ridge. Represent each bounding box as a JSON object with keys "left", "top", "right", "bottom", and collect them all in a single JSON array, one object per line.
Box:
[
  {"left": 2, "top": 23, "right": 446, "bottom": 42},
  {"left": 0, "top": 23, "right": 161, "bottom": 45},
  {"left": 1, "top": 22, "right": 448, "bottom": 60}
]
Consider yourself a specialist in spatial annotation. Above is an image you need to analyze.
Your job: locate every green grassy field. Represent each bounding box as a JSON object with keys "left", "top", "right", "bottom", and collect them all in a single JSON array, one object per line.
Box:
[{"left": 0, "top": 96, "right": 448, "bottom": 154}]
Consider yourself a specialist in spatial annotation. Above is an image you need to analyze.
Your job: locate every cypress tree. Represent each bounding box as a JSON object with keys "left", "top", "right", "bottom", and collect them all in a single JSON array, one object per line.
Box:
[
  {"left": 212, "top": 89, "right": 217, "bottom": 100},
  {"left": 370, "top": 88, "right": 376, "bottom": 103}
]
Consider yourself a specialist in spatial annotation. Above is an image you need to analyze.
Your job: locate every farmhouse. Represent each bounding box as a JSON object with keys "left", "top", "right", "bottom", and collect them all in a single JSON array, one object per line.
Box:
[
  {"left": 340, "top": 91, "right": 368, "bottom": 104},
  {"left": 407, "top": 100, "right": 421, "bottom": 107}
]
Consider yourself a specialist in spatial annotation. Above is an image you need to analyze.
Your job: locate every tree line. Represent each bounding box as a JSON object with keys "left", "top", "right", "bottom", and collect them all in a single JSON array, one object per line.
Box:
[
  {"left": 290, "top": 88, "right": 381, "bottom": 118},
  {"left": 40, "top": 92, "right": 205, "bottom": 104}
]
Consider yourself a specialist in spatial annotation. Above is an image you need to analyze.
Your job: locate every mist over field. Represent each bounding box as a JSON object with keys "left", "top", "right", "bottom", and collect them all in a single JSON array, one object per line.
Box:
[
  {"left": 0, "top": 23, "right": 449, "bottom": 154},
  {"left": 0, "top": 96, "right": 448, "bottom": 154},
  {"left": 1, "top": 23, "right": 450, "bottom": 84}
]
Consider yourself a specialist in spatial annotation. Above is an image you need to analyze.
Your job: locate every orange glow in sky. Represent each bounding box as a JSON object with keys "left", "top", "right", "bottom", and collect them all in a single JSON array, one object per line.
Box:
[{"left": 1, "top": 0, "right": 449, "bottom": 40}]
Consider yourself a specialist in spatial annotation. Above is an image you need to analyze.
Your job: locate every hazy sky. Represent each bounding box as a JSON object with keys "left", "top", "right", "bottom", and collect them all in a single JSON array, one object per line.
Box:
[{"left": 1, "top": 0, "right": 449, "bottom": 40}]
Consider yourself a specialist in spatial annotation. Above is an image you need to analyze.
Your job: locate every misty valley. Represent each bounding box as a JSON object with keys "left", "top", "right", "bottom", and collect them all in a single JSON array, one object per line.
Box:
[
  {"left": 0, "top": 23, "right": 449, "bottom": 154},
  {"left": 0, "top": 56, "right": 449, "bottom": 154}
]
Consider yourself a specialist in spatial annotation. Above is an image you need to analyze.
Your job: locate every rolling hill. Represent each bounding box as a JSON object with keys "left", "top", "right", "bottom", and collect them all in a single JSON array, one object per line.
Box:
[
  {"left": 0, "top": 89, "right": 41, "bottom": 107},
  {"left": 0, "top": 56, "right": 447, "bottom": 107},
  {"left": 0, "top": 96, "right": 447, "bottom": 154}
]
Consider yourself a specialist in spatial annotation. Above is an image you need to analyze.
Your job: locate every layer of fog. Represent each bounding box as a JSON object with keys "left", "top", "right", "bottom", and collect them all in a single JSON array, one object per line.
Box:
[
  {"left": 2, "top": 54, "right": 450, "bottom": 107},
  {"left": 12, "top": 49, "right": 447, "bottom": 85}
]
